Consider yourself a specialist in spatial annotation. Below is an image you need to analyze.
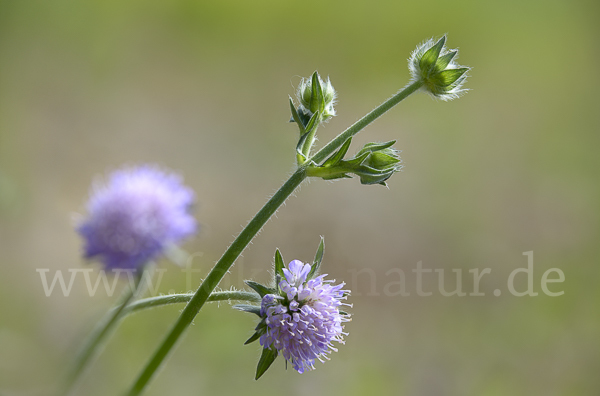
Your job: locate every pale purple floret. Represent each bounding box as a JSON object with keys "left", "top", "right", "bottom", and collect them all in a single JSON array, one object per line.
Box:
[
  {"left": 259, "top": 260, "right": 350, "bottom": 373},
  {"left": 77, "top": 165, "right": 196, "bottom": 270}
]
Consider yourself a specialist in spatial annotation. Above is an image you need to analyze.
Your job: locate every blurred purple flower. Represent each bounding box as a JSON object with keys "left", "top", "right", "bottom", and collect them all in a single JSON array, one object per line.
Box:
[
  {"left": 77, "top": 165, "right": 196, "bottom": 270},
  {"left": 260, "top": 260, "right": 350, "bottom": 373}
]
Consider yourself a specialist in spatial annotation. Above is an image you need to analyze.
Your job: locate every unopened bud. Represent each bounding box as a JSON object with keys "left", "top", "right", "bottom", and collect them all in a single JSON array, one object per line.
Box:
[
  {"left": 297, "top": 71, "right": 337, "bottom": 121},
  {"left": 409, "top": 35, "right": 469, "bottom": 101}
]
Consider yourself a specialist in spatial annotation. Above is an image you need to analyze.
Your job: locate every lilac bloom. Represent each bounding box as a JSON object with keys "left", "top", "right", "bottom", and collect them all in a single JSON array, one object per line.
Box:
[
  {"left": 77, "top": 165, "right": 196, "bottom": 270},
  {"left": 259, "top": 260, "right": 350, "bottom": 373}
]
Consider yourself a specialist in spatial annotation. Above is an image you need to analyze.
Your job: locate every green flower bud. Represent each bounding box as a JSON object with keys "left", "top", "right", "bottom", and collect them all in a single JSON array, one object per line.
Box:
[
  {"left": 297, "top": 71, "right": 337, "bottom": 121},
  {"left": 307, "top": 139, "right": 402, "bottom": 186},
  {"left": 409, "top": 35, "right": 469, "bottom": 101},
  {"left": 351, "top": 141, "right": 402, "bottom": 185}
]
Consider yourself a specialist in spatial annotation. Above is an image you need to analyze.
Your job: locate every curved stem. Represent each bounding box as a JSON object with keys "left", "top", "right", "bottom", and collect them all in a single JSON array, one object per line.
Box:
[
  {"left": 66, "top": 288, "right": 134, "bottom": 390},
  {"left": 127, "top": 169, "right": 307, "bottom": 395},
  {"left": 126, "top": 80, "right": 423, "bottom": 396},
  {"left": 122, "top": 291, "right": 261, "bottom": 316},
  {"left": 301, "top": 118, "right": 320, "bottom": 158},
  {"left": 63, "top": 267, "right": 153, "bottom": 396}
]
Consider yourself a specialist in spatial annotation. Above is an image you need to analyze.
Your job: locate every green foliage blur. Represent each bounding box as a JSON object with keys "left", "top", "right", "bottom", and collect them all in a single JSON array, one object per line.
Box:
[{"left": 0, "top": 0, "right": 599, "bottom": 395}]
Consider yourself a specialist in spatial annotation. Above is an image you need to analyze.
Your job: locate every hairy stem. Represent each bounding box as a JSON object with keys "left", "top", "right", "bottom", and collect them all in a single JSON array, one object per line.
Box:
[
  {"left": 123, "top": 291, "right": 261, "bottom": 316},
  {"left": 63, "top": 267, "right": 153, "bottom": 395},
  {"left": 310, "top": 80, "right": 423, "bottom": 164}
]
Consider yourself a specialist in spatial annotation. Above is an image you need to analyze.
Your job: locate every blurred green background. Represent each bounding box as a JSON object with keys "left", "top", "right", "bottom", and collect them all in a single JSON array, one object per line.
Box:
[{"left": 1, "top": 0, "right": 599, "bottom": 395}]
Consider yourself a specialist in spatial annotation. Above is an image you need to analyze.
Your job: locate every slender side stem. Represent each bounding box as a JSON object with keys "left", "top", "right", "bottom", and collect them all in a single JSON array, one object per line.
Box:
[
  {"left": 305, "top": 165, "right": 349, "bottom": 179},
  {"left": 63, "top": 268, "right": 151, "bottom": 395},
  {"left": 127, "top": 80, "right": 423, "bottom": 396},
  {"left": 122, "top": 291, "right": 261, "bottom": 316},
  {"left": 301, "top": 119, "right": 320, "bottom": 159},
  {"left": 64, "top": 289, "right": 257, "bottom": 395},
  {"left": 127, "top": 169, "right": 307, "bottom": 395},
  {"left": 66, "top": 287, "right": 135, "bottom": 390}
]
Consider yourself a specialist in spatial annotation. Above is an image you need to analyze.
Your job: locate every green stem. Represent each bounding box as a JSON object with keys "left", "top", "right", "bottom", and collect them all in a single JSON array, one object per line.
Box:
[
  {"left": 309, "top": 80, "right": 423, "bottom": 164},
  {"left": 63, "top": 267, "right": 152, "bottom": 395},
  {"left": 122, "top": 291, "right": 261, "bottom": 316},
  {"left": 301, "top": 118, "right": 320, "bottom": 159},
  {"left": 305, "top": 164, "right": 349, "bottom": 179},
  {"left": 126, "top": 80, "right": 423, "bottom": 396}
]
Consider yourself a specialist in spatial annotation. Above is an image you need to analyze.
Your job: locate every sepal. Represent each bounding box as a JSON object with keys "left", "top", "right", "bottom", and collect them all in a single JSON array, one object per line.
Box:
[
  {"left": 289, "top": 97, "right": 306, "bottom": 134},
  {"left": 296, "top": 106, "right": 313, "bottom": 128},
  {"left": 308, "top": 71, "right": 325, "bottom": 115},
  {"left": 255, "top": 317, "right": 267, "bottom": 332},
  {"left": 355, "top": 140, "right": 396, "bottom": 156},
  {"left": 322, "top": 137, "right": 352, "bottom": 168},
  {"left": 255, "top": 346, "right": 278, "bottom": 380},
  {"left": 244, "top": 280, "right": 275, "bottom": 297},
  {"left": 353, "top": 165, "right": 396, "bottom": 186},
  {"left": 274, "top": 249, "right": 285, "bottom": 279},
  {"left": 438, "top": 68, "right": 468, "bottom": 87},
  {"left": 289, "top": 97, "right": 313, "bottom": 132},
  {"left": 233, "top": 304, "right": 262, "bottom": 317},
  {"left": 307, "top": 236, "right": 324, "bottom": 280},
  {"left": 419, "top": 36, "right": 446, "bottom": 76},
  {"left": 244, "top": 331, "right": 262, "bottom": 345},
  {"left": 436, "top": 50, "right": 457, "bottom": 71}
]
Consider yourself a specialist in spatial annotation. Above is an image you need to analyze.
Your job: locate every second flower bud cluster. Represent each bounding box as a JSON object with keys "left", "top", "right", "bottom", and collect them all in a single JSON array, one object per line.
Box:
[{"left": 290, "top": 72, "right": 402, "bottom": 186}]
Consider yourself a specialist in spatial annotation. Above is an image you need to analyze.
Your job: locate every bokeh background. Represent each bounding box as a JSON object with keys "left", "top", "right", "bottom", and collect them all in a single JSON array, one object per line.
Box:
[{"left": 1, "top": 0, "right": 599, "bottom": 395}]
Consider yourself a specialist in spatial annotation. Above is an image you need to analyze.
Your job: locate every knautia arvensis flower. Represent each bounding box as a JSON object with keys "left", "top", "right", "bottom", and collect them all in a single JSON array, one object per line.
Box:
[
  {"left": 238, "top": 240, "right": 351, "bottom": 379},
  {"left": 261, "top": 260, "right": 350, "bottom": 373},
  {"left": 409, "top": 35, "right": 469, "bottom": 100},
  {"left": 77, "top": 165, "right": 196, "bottom": 270}
]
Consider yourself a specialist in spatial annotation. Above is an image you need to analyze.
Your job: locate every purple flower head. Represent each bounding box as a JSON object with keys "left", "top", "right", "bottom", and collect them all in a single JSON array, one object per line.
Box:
[
  {"left": 259, "top": 259, "right": 350, "bottom": 374},
  {"left": 77, "top": 165, "right": 196, "bottom": 270}
]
